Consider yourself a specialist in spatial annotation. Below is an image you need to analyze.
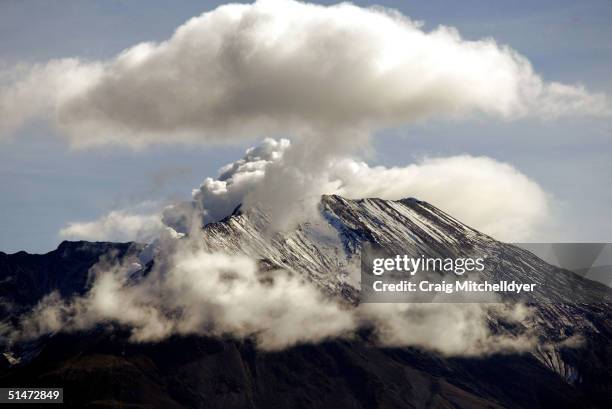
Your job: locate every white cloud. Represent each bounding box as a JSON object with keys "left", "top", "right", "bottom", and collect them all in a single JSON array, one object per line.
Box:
[
  {"left": 0, "top": 0, "right": 608, "bottom": 147},
  {"left": 164, "top": 139, "right": 549, "bottom": 241},
  {"left": 0, "top": 59, "right": 102, "bottom": 137},
  {"left": 59, "top": 207, "right": 163, "bottom": 243},
  {"left": 331, "top": 155, "right": 550, "bottom": 241},
  {"left": 359, "top": 303, "right": 537, "bottom": 356}
]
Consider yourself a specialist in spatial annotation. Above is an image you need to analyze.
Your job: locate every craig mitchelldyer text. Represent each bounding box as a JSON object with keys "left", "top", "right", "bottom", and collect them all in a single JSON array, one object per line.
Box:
[{"left": 372, "top": 280, "right": 536, "bottom": 294}]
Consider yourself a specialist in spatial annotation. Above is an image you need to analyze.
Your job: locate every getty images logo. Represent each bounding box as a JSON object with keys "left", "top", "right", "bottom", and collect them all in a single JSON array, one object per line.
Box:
[{"left": 371, "top": 254, "right": 486, "bottom": 276}]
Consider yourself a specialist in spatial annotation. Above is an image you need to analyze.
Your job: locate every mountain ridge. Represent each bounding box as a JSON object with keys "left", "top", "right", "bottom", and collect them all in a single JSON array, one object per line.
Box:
[{"left": 0, "top": 195, "right": 610, "bottom": 408}]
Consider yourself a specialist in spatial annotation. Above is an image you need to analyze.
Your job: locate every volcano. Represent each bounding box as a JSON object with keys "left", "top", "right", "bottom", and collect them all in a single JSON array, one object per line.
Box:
[{"left": 0, "top": 195, "right": 610, "bottom": 408}]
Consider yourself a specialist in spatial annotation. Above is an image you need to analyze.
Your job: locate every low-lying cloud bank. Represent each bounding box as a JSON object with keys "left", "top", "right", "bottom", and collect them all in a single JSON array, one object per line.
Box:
[
  {"left": 0, "top": 0, "right": 608, "bottom": 147},
  {"left": 12, "top": 238, "right": 537, "bottom": 356},
  {"left": 16, "top": 244, "right": 355, "bottom": 350},
  {"left": 59, "top": 202, "right": 164, "bottom": 243}
]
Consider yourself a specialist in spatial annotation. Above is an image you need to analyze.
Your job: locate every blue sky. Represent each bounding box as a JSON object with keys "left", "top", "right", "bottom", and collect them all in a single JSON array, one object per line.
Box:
[{"left": 0, "top": 0, "right": 611, "bottom": 253}]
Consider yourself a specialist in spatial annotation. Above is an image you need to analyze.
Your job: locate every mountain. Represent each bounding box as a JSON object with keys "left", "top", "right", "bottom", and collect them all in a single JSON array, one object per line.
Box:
[
  {"left": 0, "top": 195, "right": 610, "bottom": 408},
  {"left": 0, "top": 241, "right": 140, "bottom": 319}
]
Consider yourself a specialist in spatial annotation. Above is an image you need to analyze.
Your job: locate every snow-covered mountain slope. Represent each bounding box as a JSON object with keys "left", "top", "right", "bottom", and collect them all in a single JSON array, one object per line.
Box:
[
  {"left": 202, "top": 195, "right": 487, "bottom": 298},
  {"left": 201, "top": 194, "right": 611, "bottom": 382},
  {"left": 203, "top": 195, "right": 609, "bottom": 302}
]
